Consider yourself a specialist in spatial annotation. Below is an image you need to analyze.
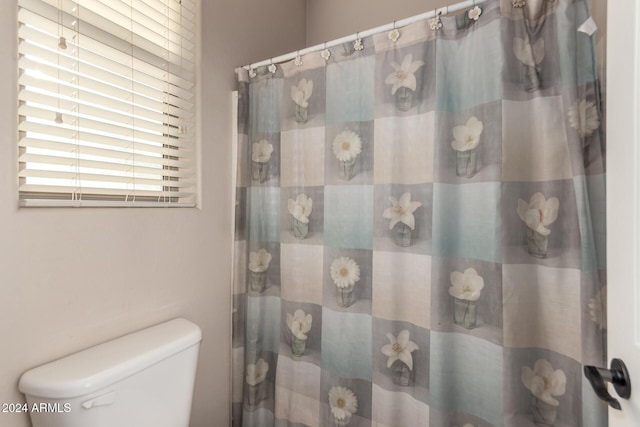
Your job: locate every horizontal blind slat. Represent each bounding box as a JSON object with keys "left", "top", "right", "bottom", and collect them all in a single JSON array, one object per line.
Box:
[
  {"left": 19, "top": 137, "right": 190, "bottom": 169},
  {"left": 18, "top": 53, "right": 194, "bottom": 111},
  {"left": 20, "top": 200, "right": 195, "bottom": 207},
  {"left": 19, "top": 0, "right": 196, "bottom": 38},
  {"left": 18, "top": 87, "right": 193, "bottom": 140},
  {"left": 18, "top": 3, "right": 195, "bottom": 78},
  {"left": 19, "top": 153, "right": 192, "bottom": 179},
  {"left": 28, "top": 0, "right": 195, "bottom": 62},
  {"left": 121, "top": 0, "right": 196, "bottom": 30},
  {"left": 19, "top": 104, "right": 193, "bottom": 143},
  {"left": 18, "top": 73, "right": 194, "bottom": 121},
  {"left": 19, "top": 169, "right": 192, "bottom": 188},
  {"left": 19, "top": 184, "right": 194, "bottom": 199},
  {"left": 18, "top": 87, "right": 192, "bottom": 130},
  {"left": 18, "top": 121, "right": 192, "bottom": 151},
  {"left": 18, "top": 28, "right": 194, "bottom": 93},
  {"left": 130, "top": 0, "right": 195, "bottom": 42},
  {"left": 138, "top": 0, "right": 196, "bottom": 24},
  {"left": 18, "top": 13, "right": 195, "bottom": 88},
  {"left": 93, "top": 0, "right": 195, "bottom": 52}
]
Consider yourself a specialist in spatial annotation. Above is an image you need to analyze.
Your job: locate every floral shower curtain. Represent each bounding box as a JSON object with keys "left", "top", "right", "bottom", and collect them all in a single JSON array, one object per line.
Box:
[{"left": 232, "top": 0, "right": 607, "bottom": 426}]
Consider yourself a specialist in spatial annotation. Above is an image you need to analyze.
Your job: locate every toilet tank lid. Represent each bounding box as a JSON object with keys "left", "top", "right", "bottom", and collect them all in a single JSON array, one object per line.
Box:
[{"left": 18, "top": 318, "right": 202, "bottom": 399}]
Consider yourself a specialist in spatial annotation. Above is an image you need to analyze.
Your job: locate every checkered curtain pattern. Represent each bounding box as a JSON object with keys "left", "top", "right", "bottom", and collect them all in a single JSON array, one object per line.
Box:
[{"left": 232, "top": 1, "right": 606, "bottom": 425}]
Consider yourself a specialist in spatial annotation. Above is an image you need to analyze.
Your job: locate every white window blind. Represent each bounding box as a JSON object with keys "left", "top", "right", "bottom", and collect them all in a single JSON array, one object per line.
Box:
[{"left": 17, "top": 0, "right": 197, "bottom": 207}]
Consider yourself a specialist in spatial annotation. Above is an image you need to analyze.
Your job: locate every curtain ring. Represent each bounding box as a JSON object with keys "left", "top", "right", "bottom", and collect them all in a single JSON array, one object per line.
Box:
[{"left": 268, "top": 58, "right": 276, "bottom": 74}]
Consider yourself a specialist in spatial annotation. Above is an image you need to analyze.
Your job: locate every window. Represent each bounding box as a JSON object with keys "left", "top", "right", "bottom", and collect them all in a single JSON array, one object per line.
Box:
[{"left": 17, "top": 0, "right": 197, "bottom": 207}]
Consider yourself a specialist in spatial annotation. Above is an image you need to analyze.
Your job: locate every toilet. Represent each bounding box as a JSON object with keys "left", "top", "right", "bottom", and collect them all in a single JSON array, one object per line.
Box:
[{"left": 18, "top": 318, "right": 202, "bottom": 427}]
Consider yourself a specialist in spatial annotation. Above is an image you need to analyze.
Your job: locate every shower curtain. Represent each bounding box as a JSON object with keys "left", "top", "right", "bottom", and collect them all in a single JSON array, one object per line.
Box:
[{"left": 232, "top": 0, "right": 607, "bottom": 426}]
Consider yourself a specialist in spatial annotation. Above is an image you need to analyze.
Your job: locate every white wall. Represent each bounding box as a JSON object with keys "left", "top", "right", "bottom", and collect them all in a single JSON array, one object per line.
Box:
[
  {"left": 0, "top": 1, "right": 305, "bottom": 427},
  {"left": 306, "top": 0, "right": 453, "bottom": 46}
]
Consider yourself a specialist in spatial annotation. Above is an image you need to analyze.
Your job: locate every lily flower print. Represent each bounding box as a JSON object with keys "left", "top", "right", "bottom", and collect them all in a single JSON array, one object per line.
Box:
[
  {"left": 568, "top": 99, "right": 600, "bottom": 139},
  {"left": 381, "top": 330, "right": 419, "bottom": 370},
  {"left": 288, "top": 194, "right": 313, "bottom": 224},
  {"left": 246, "top": 358, "right": 269, "bottom": 386},
  {"left": 384, "top": 54, "right": 424, "bottom": 95},
  {"left": 328, "top": 386, "right": 358, "bottom": 423},
  {"left": 521, "top": 359, "right": 567, "bottom": 406},
  {"left": 245, "top": 357, "right": 269, "bottom": 406},
  {"left": 517, "top": 192, "right": 559, "bottom": 237},
  {"left": 449, "top": 268, "right": 484, "bottom": 329},
  {"left": 248, "top": 248, "right": 272, "bottom": 292},
  {"left": 451, "top": 116, "right": 484, "bottom": 152},
  {"left": 251, "top": 139, "right": 273, "bottom": 182},
  {"left": 248, "top": 248, "right": 272, "bottom": 273},
  {"left": 288, "top": 193, "right": 313, "bottom": 239},
  {"left": 330, "top": 257, "right": 361, "bottom": 289},
  {"left": 383, "top": 192, "right": 422, "bottom": 231},
  {"left": 252, "top": 139, "right": 273, "bottom": 163},
  {"left": 291, "top": 78, "right": 313, "bottom": 108},
  {"left": 286, "top": 309, "right": 312, "bottom": 340},
  {"left": 448, "top": 268, "right": 485, "bottom": 301}
]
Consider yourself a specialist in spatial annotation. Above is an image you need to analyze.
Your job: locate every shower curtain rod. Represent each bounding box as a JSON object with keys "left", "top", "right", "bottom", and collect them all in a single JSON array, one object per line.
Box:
[{"left": 242, "top": 0, "right": 486, "bottom": 70}]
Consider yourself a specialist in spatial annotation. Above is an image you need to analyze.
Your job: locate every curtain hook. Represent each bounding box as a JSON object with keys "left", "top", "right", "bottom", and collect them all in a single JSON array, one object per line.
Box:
[
  {"left": 268, "top": 58, "right": 277, "bottom": 74},
  {"left": 389, "top": 20, "right": 400, "bottom": 42},
  {"left": 354, "top": 31, "right": 364, "bottom": 51},
  {"left": 469, "top": 0, "right": 483, "bottom": 20},
  {"left": 430, "top": 8, "right": 443, "bottom": 31},
  {"left": 321, "top": 41, "right": 331, "bottom": 61},
  {"left": 294, "top": 50, "right": 303, "bottom": 67},
  {"left": 248, "top": 64, "right": 256, "bottom": 78}
]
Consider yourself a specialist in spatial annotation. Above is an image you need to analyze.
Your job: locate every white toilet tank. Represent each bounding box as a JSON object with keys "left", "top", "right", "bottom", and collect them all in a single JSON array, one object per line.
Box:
[{"left": 19, "top": 318, "right": 202, "bottom": 427}]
